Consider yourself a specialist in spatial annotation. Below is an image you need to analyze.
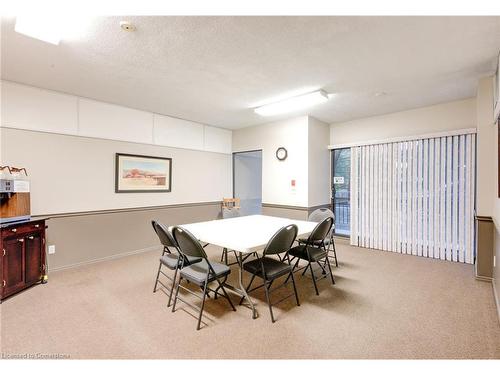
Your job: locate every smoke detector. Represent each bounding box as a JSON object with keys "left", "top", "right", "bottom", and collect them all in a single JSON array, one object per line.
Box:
[{"left": 120, "top": 21, "right": 136, "bottom": 32}]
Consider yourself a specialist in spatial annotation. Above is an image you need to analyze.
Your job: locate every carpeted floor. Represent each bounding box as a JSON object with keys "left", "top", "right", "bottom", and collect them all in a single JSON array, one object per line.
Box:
[{"left": 1, "top": 241, "right": 499, "bottom": 359}]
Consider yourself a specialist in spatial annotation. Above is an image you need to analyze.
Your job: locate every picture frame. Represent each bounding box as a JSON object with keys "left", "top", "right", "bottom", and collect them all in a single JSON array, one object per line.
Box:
[{"left": 115, "top": 153, "right": 172, "bottom": 193}]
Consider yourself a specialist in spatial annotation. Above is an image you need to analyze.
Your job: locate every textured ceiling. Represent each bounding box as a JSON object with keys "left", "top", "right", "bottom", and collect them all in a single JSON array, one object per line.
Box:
[{"left": 1, "top": 16, "right": 500, "bottom": 129}]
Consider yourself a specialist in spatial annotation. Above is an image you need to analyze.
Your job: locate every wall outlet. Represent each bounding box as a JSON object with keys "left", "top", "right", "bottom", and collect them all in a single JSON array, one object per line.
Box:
[{"left": 48, "top": 245, "right": 56, "bottom": 255}]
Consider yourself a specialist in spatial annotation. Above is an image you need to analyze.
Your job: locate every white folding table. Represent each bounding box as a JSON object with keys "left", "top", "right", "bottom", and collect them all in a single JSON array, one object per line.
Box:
[{"left": 179, "top": 214, "right": 317, "bottom": 319}]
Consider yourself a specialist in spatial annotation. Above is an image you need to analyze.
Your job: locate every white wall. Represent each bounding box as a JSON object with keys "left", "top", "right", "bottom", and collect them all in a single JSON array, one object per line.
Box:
[
  {"left": 308, "top": 117, "right": 331, "bottom": 207},
  {"left": 0, "top": 128, "right": 231, "bottom": 215},
  {"left": 476, "top": 77, "right": 496, "bottom": 218},
  {"left": 232, "top": 116, "right": 309, "bottom": 207},
  {"left": 0, "top": 80, "right": 233, "bottom": 215},
  {"left": 1, "top": 80, "right": 232, "bottom": 154},
  {"left": 329, "top": 98, "right": 476, "bottom": 147},
  {"left": 476, "top": 76, "right": 500, "bottom": 300}
]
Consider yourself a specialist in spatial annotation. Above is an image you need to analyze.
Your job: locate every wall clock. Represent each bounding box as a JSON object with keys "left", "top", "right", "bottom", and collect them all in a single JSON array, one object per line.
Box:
[{"left": 276, "top": 147, "right": 288, "bottom": 161}]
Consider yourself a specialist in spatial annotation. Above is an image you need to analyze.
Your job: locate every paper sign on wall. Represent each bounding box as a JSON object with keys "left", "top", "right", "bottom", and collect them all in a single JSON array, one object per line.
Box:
[{"left": 333, "top": 176, "right": 344, "bottom": 184}]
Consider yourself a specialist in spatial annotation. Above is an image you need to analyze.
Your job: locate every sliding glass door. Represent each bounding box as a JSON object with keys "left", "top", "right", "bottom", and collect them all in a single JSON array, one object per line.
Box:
[{"left": 332, "top": 148, "right": 351, "bottom": 236}]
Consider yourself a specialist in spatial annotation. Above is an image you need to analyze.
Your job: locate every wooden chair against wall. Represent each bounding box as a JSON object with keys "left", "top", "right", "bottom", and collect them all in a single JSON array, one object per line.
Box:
[{"left": 222, "top": 198, "right": 240, "bottom": 210}]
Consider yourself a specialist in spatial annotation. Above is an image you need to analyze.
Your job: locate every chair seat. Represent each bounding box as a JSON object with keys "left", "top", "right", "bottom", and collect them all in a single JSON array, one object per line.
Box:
[
  {"left": 180, "top": 259, "right": 231, "bottom": 286},
  {"left": 243, "top": 257, "right": 291, "bottom": 280},
  {"left": 160, "top": 253, "right": 201, "bottom": 270},
  {"left": 289, "top": 245, "right": 327, "bottom": 262},
  {"left": 298, "top": 237, "right": 331, "bottom": 247}
]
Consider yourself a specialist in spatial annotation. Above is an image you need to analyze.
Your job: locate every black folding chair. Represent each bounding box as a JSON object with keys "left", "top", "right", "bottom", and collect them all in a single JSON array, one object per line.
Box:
[
  {"left": 298, "top": 208, "right": 338, "bottom": 267},
  {"left": 241, "top": 224, "right": 300, "bottom": 323},
  {"left": 171, "top": 226, "right": 236, "bottom": 331},
  {"left": 151, "top": 220, "right": 202, "bottom": 307},
  {"left": 287, "top": 217, "right": 335, "bottom": 295}
]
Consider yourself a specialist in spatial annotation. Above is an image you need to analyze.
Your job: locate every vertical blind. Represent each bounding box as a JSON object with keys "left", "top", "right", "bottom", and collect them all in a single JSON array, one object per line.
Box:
[{"left": 349, "top": 133, "right": 476, "bottom": 264}]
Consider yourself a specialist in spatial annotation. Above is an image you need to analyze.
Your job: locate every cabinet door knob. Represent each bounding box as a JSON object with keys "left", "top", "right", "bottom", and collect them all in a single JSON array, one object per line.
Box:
[
  {"left": 34, "top": 224, "right": 40, "bottom": 228},
  {"left": 2, "top": 249, "right": 5, "bottom": 256},
  {"left": 2, "top": 280, "right": 5, "bottom": 287},
  {"left": 11, "top": 228, "right": 17, "bottom": 232},
  {"left": 28, "top": 236, "right": 34, "bottom": 240},
  {"left": 18, "top": 238, "right": 24, "bottom": 243}
]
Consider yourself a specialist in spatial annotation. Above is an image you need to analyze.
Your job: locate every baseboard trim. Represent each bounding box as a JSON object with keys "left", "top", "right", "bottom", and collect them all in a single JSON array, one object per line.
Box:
[
  {"left": 493, "top": 280, "right": 500, "bottom": 324},
  {"left": 49, "top": 245, "right": 161, "bottom": 272},
  {"left": 262, "top": 203, "right": 308, "bottom": 211},
  {"left": 262, "top": 203, "right": 332, "bottom": 212},
  {"left": 333, "top": 235, "right": 350, "bottom": 243},
  {"left": 475, "top": 274, "right": 493, "bottom": 282}
]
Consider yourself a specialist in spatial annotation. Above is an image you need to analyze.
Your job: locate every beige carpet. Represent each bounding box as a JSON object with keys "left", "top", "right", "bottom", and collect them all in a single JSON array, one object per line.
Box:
[{"left": 1, "top": 241, "right": 499, "bottom": 359}]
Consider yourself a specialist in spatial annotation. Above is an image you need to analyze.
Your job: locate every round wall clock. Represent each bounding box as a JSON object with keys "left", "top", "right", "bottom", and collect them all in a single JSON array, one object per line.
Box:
[{"left": 276, "top": 147, "right": 288, "bottom": 161}]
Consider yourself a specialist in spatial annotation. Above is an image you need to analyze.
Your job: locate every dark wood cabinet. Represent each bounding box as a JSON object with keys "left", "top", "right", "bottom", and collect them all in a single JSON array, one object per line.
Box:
[{"left": 0, "top": 219, "right": 46, "bottom": 301}]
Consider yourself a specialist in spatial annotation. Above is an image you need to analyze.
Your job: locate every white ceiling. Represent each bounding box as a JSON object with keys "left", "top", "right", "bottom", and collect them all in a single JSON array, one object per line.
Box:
[{"left": 1, "top": 16, "right": 500, "bottom": 129}]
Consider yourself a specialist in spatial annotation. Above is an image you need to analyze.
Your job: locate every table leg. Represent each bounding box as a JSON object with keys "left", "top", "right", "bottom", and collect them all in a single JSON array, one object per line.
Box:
[
  {"left": 237, "top": 252, "right": 257, "bottom": 319},
  {"left": 219, "top": 251, "right": 258, "bottom": 319}
]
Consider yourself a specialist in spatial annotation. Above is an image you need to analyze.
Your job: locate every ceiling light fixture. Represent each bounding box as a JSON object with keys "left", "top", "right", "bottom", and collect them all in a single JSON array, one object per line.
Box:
[
  {"left": 14, "top": 16, "right": 91, "bottom": 45},
  {"left": 254, "top": 90, "right": 329, "bottom": 116}
]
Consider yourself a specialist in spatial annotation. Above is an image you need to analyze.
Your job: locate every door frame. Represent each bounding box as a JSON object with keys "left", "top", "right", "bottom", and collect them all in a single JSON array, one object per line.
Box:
[{"left": 232, "top": 149, "right": 263, "bottom": 198}]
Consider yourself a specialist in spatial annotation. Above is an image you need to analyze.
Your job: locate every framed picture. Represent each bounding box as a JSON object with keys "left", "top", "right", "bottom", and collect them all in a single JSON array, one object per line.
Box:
[{"left": 115, "top": 153, "right": 172, "bottom": 193}]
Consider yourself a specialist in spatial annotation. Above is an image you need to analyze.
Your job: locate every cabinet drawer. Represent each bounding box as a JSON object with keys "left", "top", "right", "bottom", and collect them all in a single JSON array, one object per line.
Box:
[{"left": 1, "top": 221, "right": 44, "bottom": 238}]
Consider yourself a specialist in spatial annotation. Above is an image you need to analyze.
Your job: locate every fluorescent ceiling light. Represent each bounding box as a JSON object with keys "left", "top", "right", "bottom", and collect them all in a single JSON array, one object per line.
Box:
[
  {"left": 14, "top": 16, "right": 91, "bottom": 45},
  {"left": 254, "top": 90, "right": 329, "bottom": 116}
]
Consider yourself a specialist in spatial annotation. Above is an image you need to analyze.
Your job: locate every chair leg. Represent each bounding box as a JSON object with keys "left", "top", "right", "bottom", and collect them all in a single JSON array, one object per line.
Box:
[
  {"left": 153, "top": 262, "right": 162, "bottom": 293},
  {"left": 239, "top": 273, "right": 256, "bottom": 305},
  {"left": 196, "top": 279, "right": 209, "bottom": 331},
  {"left": 325, "top": 255, "right": 335, "bottom": 285},
  {"left": 263, "top": 280, "right": 275, "bottom": 323},
  {"left": 289, "top": 270, "right": 300, "bottom": 306},
  {"left": 332, "top": 240, "right": 338, "bottom": 267},
  {"left": 167, "top": 266, "right": 179, "bottom": 307},
  {"left": 214, "top": 277, "right": 236, "bottom": 312},
  {"left": 309, "top": 262, "right": 319, "bottom": 295},
  {"left": 171, "top": 275, "right": 182, "bottom": 312},
  {"left": 285, "top": 257, "right": 300, "bottom": 284}
]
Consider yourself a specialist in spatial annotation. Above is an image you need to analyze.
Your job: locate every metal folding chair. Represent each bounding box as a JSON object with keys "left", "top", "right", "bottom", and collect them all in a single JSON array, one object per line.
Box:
[
  {"left": 287, "top": 217, "right": 335, "bottom": 295},
  {"left": 171, "top": 226, "right": 236, "bottom": 331},
  {"left": 298, "top": 208, "right": 338, "bottom": 267},
  {"left": 240, "top": 224, "right": 300, "bottom": 323},
  {"left": 151, "top": 220, "right": 201, "bottom": 307}
]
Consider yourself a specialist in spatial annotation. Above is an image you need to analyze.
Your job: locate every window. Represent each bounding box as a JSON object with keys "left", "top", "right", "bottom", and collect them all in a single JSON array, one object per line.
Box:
[
  {"left": 332, "top": 148, "right": 351, "bottom": 236},
  {"left": 349, "top": 133, "right": 476, "bottom": 263}
]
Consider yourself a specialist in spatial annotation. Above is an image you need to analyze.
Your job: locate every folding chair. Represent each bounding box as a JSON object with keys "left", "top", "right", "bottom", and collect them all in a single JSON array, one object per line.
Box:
[
  {"left": 151, "top": 220, "right": 201, "bottom": 307},
  {"left": 171, "top": 226, "right": 236, "bottom": 330},
  {"left": 241, "top": 224, "right": 300, "bottom": 323},
  {"left": 287, "top": 217, "right": 335, "bottom": 295}
]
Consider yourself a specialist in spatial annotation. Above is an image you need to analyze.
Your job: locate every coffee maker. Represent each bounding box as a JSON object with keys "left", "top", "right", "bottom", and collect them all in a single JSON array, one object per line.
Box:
[{"left": 0, "top": 166, "right": 31, "bottom": 224}]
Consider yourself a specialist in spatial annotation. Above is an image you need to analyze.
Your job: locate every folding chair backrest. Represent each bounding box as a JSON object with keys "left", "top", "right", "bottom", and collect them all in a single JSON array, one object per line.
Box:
[
  {"left": 151, "top": 220, "right": 178, "bottom": 250},
  {"left": 308, "top": 208, "right": 335, "bottom": 237},
  {"left": 307, "top": 217, "right": 333, "bottom": 244},
  {"left": 172, "top": 226, "right": 207, "bottom": 259},
  {"left": 308, "top": 208, "right": 334, "bottom": 223},
  {"left": 263, "top": 224, "right": 298, "bottom": 256}
]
